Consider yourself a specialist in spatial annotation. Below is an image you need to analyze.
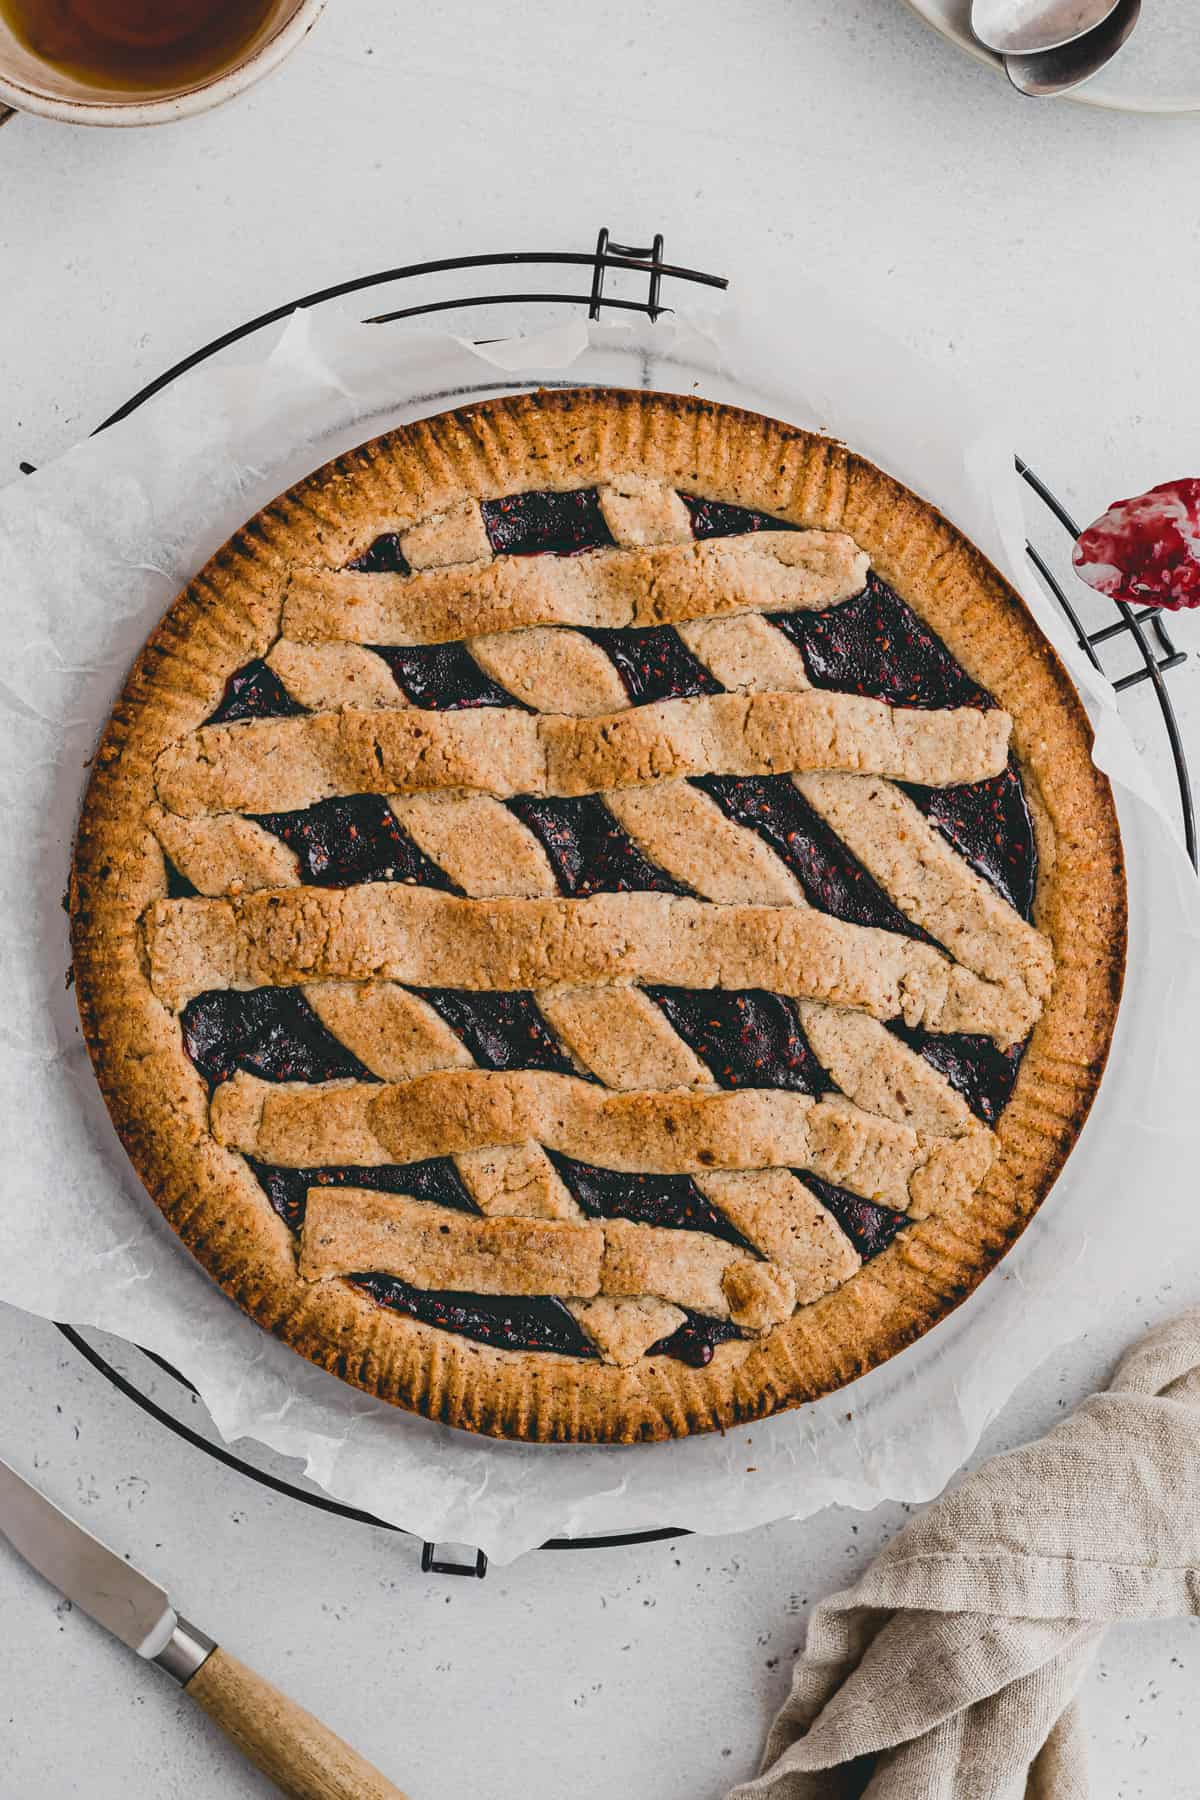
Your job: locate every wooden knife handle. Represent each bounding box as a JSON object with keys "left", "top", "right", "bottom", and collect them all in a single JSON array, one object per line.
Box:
[{"left": 185, "top": 1647, "right": 408, "bottom": 1799}]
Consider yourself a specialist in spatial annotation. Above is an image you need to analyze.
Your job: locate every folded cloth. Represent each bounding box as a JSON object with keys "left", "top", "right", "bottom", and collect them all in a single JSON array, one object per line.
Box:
[{"left": 729, "top": 1310, "right": 1200, "bottom": 1800}]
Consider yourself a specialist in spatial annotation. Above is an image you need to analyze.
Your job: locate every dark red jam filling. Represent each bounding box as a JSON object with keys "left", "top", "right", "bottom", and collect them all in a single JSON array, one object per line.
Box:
[
  {"left": 253, "top": 795, "right": 458, "bottom": 891},
  {"left": 367, "top": 642, "right": 525, "bottom": 711},
  {"left": 480, "top": 489, "right": 615, "bottom": 558},
  {"left": 582, "top": 625, "right": 724, "bottom": 705},
  {"left": 182, "top": 987, "right": 373, "bottom": 1087},
  {"left": 548, "top": 1152, "right": 757, "bottom": 1252},
  {"left": 649, "top": 1311, "right": 744, "bottom": 1366},
  {"left": 901, "top": 764, "right": 1037, "bottom": 921},
  {"left": 682, "top": 495, "right": 794, "bottom": 539},
  {"left": 351, "top": 1275, "right": 599, "bottom": 1358},
  {"left": 647, "top": 987, "right": 834, "bottom": 1095},
  {"left": 697, "top": 774, "right": 938, "bottom": 946},
  {"left": 414, "top": 989, "right": 582, "bottom": 1078},
  {"left": 889, "top": 1022, "right": 1026, "bottom": 1126},
  {"left": 773, "top": 574, "right": 991, "bottom": 712},
  {"left": 507, "top": 794, "right": 694, "bottom": 898},
  {"left": 800, "top": 1174, "right": 908, "bottom": 1260},
  {"left": 347, "top": 533, "right": 411, "bottom": 575},
  {"left": 206, "top": 658, "right": 305, "bottom": 725},
  {"left": 249, "top": 1157, "right": 477, "bottom": 1232}
]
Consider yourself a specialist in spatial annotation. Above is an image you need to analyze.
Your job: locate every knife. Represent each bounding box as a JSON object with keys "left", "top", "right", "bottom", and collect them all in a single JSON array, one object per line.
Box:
[{"left": 0, "top": 1455, "right": 408, "bottom": 1799}]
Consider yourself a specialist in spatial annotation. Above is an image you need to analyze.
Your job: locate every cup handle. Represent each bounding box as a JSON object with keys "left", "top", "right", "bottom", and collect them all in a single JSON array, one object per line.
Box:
[{"left": 0, "top": 104, "right": 15, "bottom": 126}]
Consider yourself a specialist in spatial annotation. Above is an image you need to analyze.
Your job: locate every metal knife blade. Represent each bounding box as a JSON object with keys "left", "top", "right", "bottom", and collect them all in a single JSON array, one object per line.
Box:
[{"left": 0, "top": 1456, "right": 176, "bottom": 1658}]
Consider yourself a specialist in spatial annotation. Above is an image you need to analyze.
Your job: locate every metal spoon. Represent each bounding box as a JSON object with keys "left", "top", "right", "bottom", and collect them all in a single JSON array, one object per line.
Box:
[
  {"left": 971, "top": 0, "right": 1122, "bottom": 56},
  {"left": 1004, "top": 0, "right": 1141, "bottom": 94}
]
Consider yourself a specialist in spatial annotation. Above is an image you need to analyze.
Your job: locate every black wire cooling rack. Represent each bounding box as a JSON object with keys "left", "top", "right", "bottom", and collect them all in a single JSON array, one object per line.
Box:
[{"left": 46, "top": 227, "right": 1196, "bottom": 1579}]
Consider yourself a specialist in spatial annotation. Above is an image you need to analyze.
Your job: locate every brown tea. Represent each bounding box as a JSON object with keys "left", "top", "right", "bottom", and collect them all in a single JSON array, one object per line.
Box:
[{"left": 0, "top": 0, "right": 280, "bottom": 93}]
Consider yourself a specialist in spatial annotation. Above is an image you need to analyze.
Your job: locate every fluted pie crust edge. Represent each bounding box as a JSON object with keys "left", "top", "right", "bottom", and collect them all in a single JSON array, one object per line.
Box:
[{"left": 68, "top": 389, "right": 1126, "bottom": 1443}]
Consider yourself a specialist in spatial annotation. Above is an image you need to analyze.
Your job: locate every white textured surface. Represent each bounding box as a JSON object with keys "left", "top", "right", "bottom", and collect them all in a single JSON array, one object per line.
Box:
[{"left": 1, "top": 2, "right": 1199, "bottom": 1795}]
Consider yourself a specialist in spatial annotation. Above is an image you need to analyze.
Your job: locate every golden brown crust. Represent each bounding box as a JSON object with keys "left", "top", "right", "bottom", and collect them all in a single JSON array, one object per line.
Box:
[{"left": 69, "top": 388, "right": 1126, "bottom": 1444}]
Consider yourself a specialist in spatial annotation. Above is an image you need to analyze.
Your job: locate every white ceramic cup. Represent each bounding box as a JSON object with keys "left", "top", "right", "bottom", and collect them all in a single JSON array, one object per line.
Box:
[{"left": 0, "top": 0, "right": 327, "bottom": 126}]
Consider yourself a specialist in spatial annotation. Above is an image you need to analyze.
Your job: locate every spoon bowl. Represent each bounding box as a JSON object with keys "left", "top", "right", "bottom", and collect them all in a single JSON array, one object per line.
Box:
[
  {"left": 1005, "top": 0, "right": 1142, "bottom": 94},
  {"left": 972, "top": 0, "right": 1121, "bottom": 56}
]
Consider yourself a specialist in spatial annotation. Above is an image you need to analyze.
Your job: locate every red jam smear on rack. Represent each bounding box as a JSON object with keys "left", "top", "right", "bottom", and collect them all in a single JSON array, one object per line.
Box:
[{"left": 1073, "top": 478, "right": 1200, "bottom": 611}]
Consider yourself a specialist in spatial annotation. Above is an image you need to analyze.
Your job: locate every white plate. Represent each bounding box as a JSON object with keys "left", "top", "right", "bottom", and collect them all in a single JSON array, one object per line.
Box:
[{"left": 902, "top": 0, "right": 1200, "bottom": 113}]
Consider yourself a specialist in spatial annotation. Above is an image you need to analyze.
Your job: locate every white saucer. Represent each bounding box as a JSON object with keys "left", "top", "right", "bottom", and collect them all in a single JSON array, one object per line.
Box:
[{"left": 902, "top": 0, "right": 1200, "bottom": 113}]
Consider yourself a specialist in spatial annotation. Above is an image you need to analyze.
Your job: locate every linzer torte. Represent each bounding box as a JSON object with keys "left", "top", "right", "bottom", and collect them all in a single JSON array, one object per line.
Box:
[{"left": 69, "top": 390, "right": 1126, "bottom": 1442}]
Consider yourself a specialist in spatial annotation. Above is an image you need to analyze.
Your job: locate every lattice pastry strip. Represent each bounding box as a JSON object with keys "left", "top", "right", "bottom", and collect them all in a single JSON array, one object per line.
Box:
[
  {"left": 147, "top": 803, "right": 300, "bottom": 899},
  {"left": 209, "top": 1069, "right": 991, "bottom": 1213},
  {"left": 146, "top": 887, "right": 1038, "bottom": 1044},
  {"left": 281, "top": 529, "right": 870, "bottom": 646},
  {"left": 153, "top": 688, "right": 1013, "bottom": 817},
  {"left": 566, "top": 1298, "right": 687, "bottom": 1369},
  {"left": 266, "top": 640, "right": 406, "bottom": 713}
]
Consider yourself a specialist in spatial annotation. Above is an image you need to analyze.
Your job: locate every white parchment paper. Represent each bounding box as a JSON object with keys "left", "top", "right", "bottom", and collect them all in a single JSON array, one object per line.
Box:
[{"left": 2, "top": 270, "right": 1199, "bottom": 1563}]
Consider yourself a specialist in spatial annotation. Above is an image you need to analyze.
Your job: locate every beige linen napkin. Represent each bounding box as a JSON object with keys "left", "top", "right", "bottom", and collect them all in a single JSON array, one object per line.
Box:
[{"left": 730, "top": 1311, "right": 1200, "bottom": 1800}]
